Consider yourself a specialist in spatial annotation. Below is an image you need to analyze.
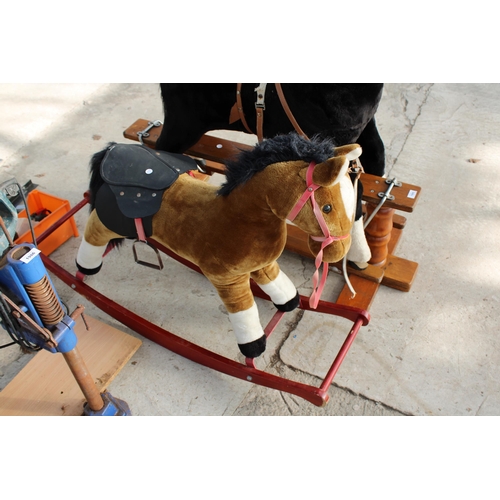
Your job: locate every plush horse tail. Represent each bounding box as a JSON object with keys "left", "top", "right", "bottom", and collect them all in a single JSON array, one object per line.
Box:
[
  {"left": 88, "top": 142, "right": 116, "bottom": 211},
  {"left": 87, "top": 142, "right": 125, "bottom": 250}
]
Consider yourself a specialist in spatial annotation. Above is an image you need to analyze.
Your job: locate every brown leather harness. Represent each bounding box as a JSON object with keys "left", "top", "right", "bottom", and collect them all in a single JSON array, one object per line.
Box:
[{"left": 229, "top": 83, "right": 309, "bottom": 142}]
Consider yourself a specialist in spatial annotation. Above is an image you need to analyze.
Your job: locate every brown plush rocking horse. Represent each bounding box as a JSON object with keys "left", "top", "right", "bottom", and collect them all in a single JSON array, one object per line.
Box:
[{"left": 76, "top": 133, "right": 362, "bottom": 358}]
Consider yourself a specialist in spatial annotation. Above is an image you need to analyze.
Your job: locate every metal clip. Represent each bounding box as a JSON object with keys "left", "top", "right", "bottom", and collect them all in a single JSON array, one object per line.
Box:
[
  {"left": 378, "top": 178, "right": 400, "bottom": 202},
  {"left": 378, "top": 192, "right": 395, "bottom": 201},
  {"left": 1, "top": 293, "right": 58, "bottom": 349},
  {"left": 254, "top": 84, "right": 267, "bottom": 109},
  {"left": 137, "top": 120, "right": 162, "bottom": 145},
  {"left": 385, "top": 177, "right": 402, "bottom": 187},
  {"left": 195, "top": 158, "right": 207, "bottom": 174},
  {"left": 365, "top": 177, "right": 400, "bottom": 228},
  {"left": 348, "top": 158, "right": 364, "bottom": 181}
]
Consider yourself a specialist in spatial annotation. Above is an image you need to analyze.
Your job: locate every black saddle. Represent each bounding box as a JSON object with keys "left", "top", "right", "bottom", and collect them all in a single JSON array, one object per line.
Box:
[{"left": 100, "top": 143, "right": 198, "bottom": 218}]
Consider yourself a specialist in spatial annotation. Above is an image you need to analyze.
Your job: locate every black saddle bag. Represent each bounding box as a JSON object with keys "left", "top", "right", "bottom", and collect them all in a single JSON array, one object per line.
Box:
[{"left": 100, "top": 143, "right": 198, "bottom": 218}]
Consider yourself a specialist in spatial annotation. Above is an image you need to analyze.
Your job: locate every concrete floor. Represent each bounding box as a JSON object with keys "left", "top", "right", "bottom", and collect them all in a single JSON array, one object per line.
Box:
[{"left": 0, "top": 83, "right": 499, "bottom": 416}]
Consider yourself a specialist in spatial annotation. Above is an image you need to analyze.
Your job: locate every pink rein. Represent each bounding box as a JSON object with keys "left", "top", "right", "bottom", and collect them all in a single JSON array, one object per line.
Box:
[{"left": 288, "top": 162, "right": 349, "bottom": 309}]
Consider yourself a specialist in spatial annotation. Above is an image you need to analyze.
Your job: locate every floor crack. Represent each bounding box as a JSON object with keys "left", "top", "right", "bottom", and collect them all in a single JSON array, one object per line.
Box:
[
  {"left": 269, "top": 309, "right": 304, "bottom": 368},
  {"left": 387, "top": 83, "right": 434, "bottom": 176},
  {"left": 279, "top": 391, "right": 294, "bottom": 415}
]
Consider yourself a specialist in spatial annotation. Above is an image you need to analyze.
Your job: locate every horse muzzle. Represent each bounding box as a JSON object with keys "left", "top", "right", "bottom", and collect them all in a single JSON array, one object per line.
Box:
[{"left": 308, "top": 232, "right": 351, "bottom": 263}]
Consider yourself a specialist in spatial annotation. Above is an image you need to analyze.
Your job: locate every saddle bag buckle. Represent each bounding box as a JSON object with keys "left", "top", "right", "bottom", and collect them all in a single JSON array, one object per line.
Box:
[
  {"left": 132, "top": 240, "right": 164, "bottom": 271},
  {"left": 254, "top": 84, "right": 267, "bottom": 110}
]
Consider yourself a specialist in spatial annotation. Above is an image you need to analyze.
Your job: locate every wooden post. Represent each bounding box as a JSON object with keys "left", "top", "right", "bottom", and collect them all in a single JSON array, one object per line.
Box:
[
  {"left": 62, "top": 347, "right": 104, "bottom": 412},
  {"left": 364, "top": 203, "right": 396, "bottom": 267}
]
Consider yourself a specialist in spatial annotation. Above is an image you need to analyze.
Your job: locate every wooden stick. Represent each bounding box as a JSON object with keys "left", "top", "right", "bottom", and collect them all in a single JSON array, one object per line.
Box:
[{"left": 62, "top": 348, "right": 104, "bottom": 411}]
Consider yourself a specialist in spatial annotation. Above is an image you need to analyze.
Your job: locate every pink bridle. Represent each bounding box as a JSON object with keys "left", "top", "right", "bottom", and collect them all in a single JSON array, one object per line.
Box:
[{"left": 288, "top": 162, "right": 349, "bottom": 309}]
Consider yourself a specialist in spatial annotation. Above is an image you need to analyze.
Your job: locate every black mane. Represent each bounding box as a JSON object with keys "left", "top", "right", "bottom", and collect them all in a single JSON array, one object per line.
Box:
[{"left": 218, "top": 133, "right": 337, "bottom": 196}]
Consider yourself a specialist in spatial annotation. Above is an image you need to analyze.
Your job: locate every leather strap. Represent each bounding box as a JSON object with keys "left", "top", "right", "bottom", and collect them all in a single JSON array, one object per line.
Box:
[
  {"left": 275, "top": 84, "right": 309, "bottom": 140},
  {"left": 229, "top": 83, "right": 253, "bottom": 134},
  {"left": 255, "top": 84, "right": 267, "bottom": 142},
  {"left": 135, "top": 218, "right": 147, "bottom": 242},
  {"left": 229, "top": 83, "right": 309, "bottom": 143},
  {"left": 288, "top": 162, "right": 349, "bottom": 309}
]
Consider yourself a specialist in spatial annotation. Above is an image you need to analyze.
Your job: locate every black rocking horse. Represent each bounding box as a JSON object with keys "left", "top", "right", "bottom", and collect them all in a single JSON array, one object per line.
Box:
[{"left": 155, "top": 83, "right": 385, "bottom": 268}]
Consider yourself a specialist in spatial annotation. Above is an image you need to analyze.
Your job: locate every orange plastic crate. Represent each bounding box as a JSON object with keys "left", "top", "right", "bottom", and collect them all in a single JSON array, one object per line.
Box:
[{"left": 14, "top": 190, "right": 79, "bottom": 255}]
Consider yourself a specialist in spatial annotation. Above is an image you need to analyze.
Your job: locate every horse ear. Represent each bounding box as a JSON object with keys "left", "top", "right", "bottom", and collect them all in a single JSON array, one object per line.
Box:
[
  {"left": 333, "top": 144, "right": 362, "bottom": 161},
  {"left": 312, "top": 144, "right": 362, "bottom": 187}
]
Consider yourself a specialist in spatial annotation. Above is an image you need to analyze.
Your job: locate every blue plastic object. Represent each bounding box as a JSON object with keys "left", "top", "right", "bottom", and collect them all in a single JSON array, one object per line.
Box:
[
  {"left": 0, "top": 243, "right": 62, "bottom": 329},
  {"left": 0, "top": 242, "right": 131, "bottom": 416},
  {"left": 83, "top": 391, "right": 132, "bottom": 416}
]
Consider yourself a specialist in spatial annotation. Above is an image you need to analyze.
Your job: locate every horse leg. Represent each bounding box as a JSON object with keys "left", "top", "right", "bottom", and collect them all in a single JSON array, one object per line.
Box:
[
  {"left": 157, "top": 84, "right": 237, "bottom": 153},
  {"left": 76, "top": 210, "right": 123, "bottom": 275},
  {"left": 208, "top": 273, "right": 267, "bottom": 358},
  {"left": 251, "top": 262, "right": 299, "bottom": 312},
  {"left": 156, "top": 118, "right": 207, "bottom": 154},
  {"left": 346, "top": 177, "right": 372, "bottom": 269},
  {"left": 356, "top": 117, "right": 385, "bottom": 176},
  {"left": 346, "top": 117, "right": 385, "bottom": 269}
]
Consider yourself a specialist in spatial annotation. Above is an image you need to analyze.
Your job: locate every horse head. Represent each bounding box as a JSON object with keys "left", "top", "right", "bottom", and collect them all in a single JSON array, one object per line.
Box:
[{"left": 287, "top": 144, "right": 362, "bottom": 264}]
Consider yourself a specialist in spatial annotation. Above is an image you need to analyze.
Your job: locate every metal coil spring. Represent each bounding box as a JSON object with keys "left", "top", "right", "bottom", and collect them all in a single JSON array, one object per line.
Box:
[{"left": 25, "top": 275, "right": 64, "bottom": 326}]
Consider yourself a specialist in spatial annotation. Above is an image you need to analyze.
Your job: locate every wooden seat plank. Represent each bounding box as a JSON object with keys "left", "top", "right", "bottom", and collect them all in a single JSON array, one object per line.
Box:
[
  {"left": 123, "top": 119, "right": 420, "bottom": 213},
  {"left": 361, "top": 174, "right": 421, "bottom": 213},
  {"left": 186, "top": 135, "right": 252, "bottom": 164},
  {"left": 123, "top": 118, "right": 163, "bottom": 148}
]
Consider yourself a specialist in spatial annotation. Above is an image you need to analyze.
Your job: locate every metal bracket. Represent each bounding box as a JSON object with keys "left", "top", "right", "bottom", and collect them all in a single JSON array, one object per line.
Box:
[
  {"left": 364, "top": 177, "right": 400, "bottom": 229},
  {"left": 378, "top": 192, "right": 395, "bottom": 201},
  {"left": 137, "top": 120, "right": 162, "bottom": 145},
  {"left": 377, "top": 178, "right": 400, "bottom": 202},
  {"left": 385, "top": 177, "right": 402, "bottom": 187}
]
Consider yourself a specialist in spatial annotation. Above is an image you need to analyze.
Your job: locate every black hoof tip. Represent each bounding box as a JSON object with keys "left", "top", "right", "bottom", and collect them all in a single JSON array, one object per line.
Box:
[
  {"left": 75, "top": 261, "right": 102, "bottom": 276},
  {"left": 238, "top": 335, "right": 266, "bottom": 358},
  {"left": 348, "top": 260, "right": 368, "bottom": 271},
  {"left": 274, "top": 291, "right": 300, "bottom": 312}
]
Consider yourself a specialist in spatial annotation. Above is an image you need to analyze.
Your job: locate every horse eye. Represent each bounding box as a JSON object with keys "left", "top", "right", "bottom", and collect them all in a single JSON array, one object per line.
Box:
[{"left": 322, "top": 204, "right": 332, "bottom": 214}]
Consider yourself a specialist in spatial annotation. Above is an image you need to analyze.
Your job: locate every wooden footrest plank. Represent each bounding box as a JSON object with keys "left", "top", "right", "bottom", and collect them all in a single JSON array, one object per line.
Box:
[
  {"left": 335, "top": 222, "right": 418, "bottom": 308},
  {"left": 336, "top": 274, "right": 380, "bottom": 311},
  {"left": 381, "top": 255, "right": 419, "bottom": 292}
]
